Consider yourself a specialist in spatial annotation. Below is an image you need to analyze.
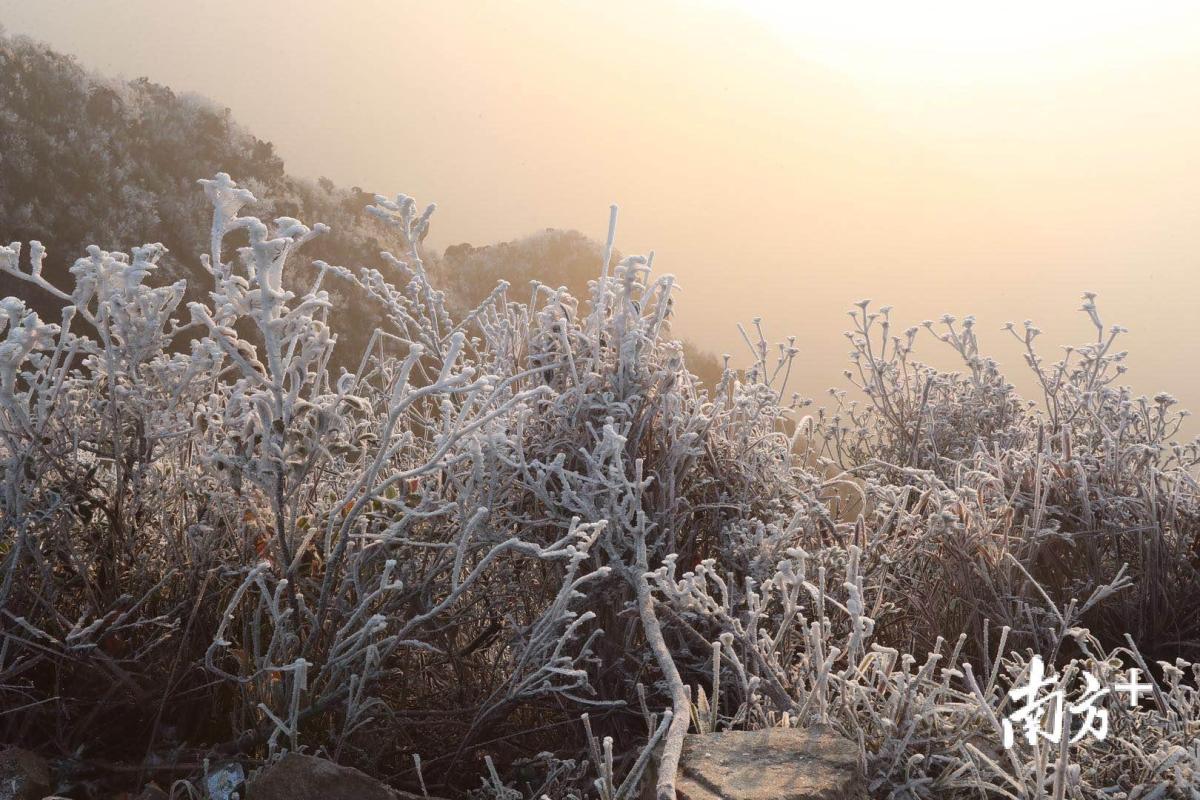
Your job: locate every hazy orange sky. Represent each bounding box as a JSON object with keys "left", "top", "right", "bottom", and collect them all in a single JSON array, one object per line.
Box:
[{"left": 2, "top": 0, "right": 1199, "bottom": 413}]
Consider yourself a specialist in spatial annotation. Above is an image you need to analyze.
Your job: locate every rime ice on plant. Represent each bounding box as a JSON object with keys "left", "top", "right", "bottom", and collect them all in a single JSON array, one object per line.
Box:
[{"left": 1, "top": 172, "right": 1198, "bottom": 800}]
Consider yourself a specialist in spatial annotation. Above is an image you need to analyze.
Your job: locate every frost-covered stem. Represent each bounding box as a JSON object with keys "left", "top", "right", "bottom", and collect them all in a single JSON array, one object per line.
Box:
[
  {"left": 614, "top": 709, "right": 673, "bottom": 800},
  {"left": 633, "top": 533, "right": 689, "bottom": 800},
  {"left": 592, "top": 205, "right": 619, "bottom": 363},
  {"left": 273, "top": 472, "right": 300, "bottom": 616},
  {"left": 708, "top": 640, "right": 721, "bottom": 733}
]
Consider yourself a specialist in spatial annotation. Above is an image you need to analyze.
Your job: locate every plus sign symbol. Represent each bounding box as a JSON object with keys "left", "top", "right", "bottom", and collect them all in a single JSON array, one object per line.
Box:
[{"left": 1114, "top": 667, "right": 1154, "bottom": 707}]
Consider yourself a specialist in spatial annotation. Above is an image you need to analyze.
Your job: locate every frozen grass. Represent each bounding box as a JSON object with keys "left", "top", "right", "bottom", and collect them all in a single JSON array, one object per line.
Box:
[{"left": 1, "top": 175, "right": 1197, "bottom": 799}]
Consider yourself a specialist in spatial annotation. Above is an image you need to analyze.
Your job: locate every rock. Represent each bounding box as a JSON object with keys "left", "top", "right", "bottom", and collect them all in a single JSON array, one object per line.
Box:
[
  {"left": 205, "top": 761, "right": 245, "bottom": 800},
  {"left": 0, "top": 747, "right": 51, "bottom": 800},
  {"left": 245, "top": 753, "right": 415, "bottom": 800},
  {"left": 665, "top": 728, "right": 866, "bottom": 800}
]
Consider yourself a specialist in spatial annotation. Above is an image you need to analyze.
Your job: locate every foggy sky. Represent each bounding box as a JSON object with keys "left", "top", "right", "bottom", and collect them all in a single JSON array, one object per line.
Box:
[{"left": 2, "top": 0, "right": 1199, "bottom": 415}]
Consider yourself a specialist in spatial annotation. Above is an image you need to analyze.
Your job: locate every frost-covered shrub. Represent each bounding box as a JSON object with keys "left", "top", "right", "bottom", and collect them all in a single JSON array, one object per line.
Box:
[
  {"left": 809, "top": 299, "right": 1200, "bottom": 666},
  {"left": 654, "top": 544, "right": 1200, "bottom": 798},
  {"left": 2, "top": 174, "right": 1198, "bottom": 800},
  {"left": 0, "top": 174, "right": 810, "bottom": 797},
  {"left": 823, "top": 304, "right": 1027, "bottom": 472},
  {"left": 0, "top": 176, "right": 606, "bottom": 793}
]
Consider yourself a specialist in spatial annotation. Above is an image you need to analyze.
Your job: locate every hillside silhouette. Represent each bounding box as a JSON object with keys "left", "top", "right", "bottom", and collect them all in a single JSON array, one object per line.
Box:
[{"left": 0, "top": 29, "right": 721, "bottom": 377}]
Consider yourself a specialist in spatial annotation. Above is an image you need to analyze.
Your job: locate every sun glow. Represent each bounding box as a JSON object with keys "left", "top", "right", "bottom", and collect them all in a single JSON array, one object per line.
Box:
[{"left": 727, "top": 1, "right": 1200, "bottom": 85}]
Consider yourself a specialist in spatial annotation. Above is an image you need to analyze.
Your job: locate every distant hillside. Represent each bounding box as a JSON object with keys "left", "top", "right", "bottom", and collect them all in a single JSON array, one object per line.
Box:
[
  {"left": 0, "top": 30, "right": 411, "bottom": 359},
  {"left": 0, "top": 29, "right": 721, "bottom": 378}
]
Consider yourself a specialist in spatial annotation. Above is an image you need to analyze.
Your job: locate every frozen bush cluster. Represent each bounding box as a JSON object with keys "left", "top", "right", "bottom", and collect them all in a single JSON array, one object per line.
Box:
[{"left": 1, "top": 175, "right": 1198, "bottom": 799}]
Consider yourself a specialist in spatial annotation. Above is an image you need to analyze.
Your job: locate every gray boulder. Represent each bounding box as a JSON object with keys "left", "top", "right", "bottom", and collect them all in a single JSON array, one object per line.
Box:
[
  {"left": 245, "top": 753, "right": 440, "bottom": 800},
  {"left": 664, "top": 728, "right": 866, "bottom": 800}
]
